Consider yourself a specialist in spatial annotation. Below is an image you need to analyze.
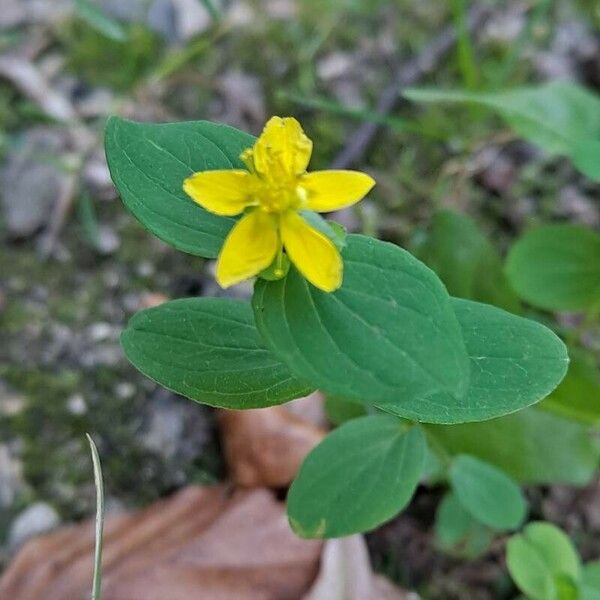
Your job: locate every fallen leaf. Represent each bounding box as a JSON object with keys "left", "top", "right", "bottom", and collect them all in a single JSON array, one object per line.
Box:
[
  {"left": 219, "top": 405, "right": 325, "bottom": 488},
  {"left": 0, "top": 486, "right": 322, "bottom": 600}
]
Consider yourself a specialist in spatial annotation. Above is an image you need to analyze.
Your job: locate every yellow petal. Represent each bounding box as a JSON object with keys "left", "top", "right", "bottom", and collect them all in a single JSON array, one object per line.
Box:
[
  {"left": 301, "top": 170, "right": 375, "bottom": 212},
  {"left": 216, "top": 210, "right": 279, "bottom": 288},
  {"left": 253, "top": 117, "right": 313, "bottom": 178},
  {"left": 280, "top": 211, "right": 342, "bottom": 292},
  {"left": 183, "top": 170, "right": 255, "bottom": 216}
]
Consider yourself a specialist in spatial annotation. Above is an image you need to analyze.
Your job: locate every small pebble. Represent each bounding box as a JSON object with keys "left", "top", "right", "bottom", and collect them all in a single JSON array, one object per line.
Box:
[{"left": 9, "top": 502, "right": 60, "bottom": 549}]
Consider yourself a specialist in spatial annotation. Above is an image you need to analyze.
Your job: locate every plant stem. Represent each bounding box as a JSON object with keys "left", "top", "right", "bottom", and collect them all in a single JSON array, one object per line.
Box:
[{"left": 86, "top": 434, "right": 105, "bottom": 600}]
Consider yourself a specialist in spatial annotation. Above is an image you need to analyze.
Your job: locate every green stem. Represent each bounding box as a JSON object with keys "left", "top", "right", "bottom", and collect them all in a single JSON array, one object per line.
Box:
[{"left": 86, "top": 434, "right": 105, "bottom": 600}]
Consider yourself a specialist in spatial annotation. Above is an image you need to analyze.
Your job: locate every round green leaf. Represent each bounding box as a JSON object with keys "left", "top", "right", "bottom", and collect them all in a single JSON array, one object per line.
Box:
[
  {"left": 506, "top": 224, "right": 600, "bottom": 311},
  {"left": 253, "top": 235, "right": 471, "bottom": 423},
  {"left": 121, "top": 298, "right": 312, "bottom": 409},
  {"left": 413, "top": 210, "right": 520, "bottom": 313},
  {"left": 324, "top": 396, "right": 367, "bottom": 426},
  {"left": 507, "top": 522, "right": 581, "bottom": 600},
  {"left": 581, "top": 562, "right": 600, "bottom": 600},
  {"left": 105, "top": 117, "right": 255, "bottom": 258},
  {"left": 571, "top": 139, "right": 600, "bottom": 182},
  {"left": 288, "top": 416, "right": 426, "bottom": 538},
  {"left": 434, "top": 492, "right": 493, "bottom": 559},
  {"left": 451, "top": 298, "right": 569, "bottom": 421},
  {"left": 544, "top": 348, "right": 600, "bottom": 425},
  {"left": 427, "top": 408, "right": 599, "bottom": 485},
  {"left": 449, "top": 455, "right": 527, "bottom": 530}
]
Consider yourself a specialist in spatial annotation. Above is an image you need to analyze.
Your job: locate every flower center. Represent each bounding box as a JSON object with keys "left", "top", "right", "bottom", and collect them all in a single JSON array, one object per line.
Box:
[{"left": 254, "top": 178, "right": 308, "bottom": 214}]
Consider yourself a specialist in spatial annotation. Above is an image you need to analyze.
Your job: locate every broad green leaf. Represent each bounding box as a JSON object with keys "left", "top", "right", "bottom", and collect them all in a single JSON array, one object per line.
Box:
[
  {"left": 556, "top": 575, "right": 581, "bottom": 600},
  {"left": 288, "top": 416, "right": 425, "bottom": 538},
  {"left": 121, "top": 297, "right": 312, "bottom": 409},
  {"left": 506, "top": 224, "right": 600, "bottom": 311},
  {"left": 449, "top": 455, "right": 527, "bottom": 529},
  {"left": 404, "top": 82, "right": 600, "bottom": 179},
  {"left": 582, "top": 562, "right": 600, "bottom": 600},
  {"left": 434, "top": 492, "right": 493, "bottom": 559},
  {"left": 324, "top": 396, "right": 367, "bottom": 426},
  {"left": 544, "top": 348, "right": 600, "bottom": 425},
  {"left": 427, "top": 408, "right": 599, "bottom": 485},
  {"left": 507, "top": 522, "right": 581, "bottom": 600},
  {"left": 450, "top": 298, "right": 569, "bottom": 421},
  {"left": 75, "top": 0, "right": 127, "bottom": 42},
  {"left": 413, "top": 210, "right": 520, "bottom": 313},
  {"left": 254, "top": 235, "right": 471, "bottom": 423},
  {"left": 572, "top": 139, "right": 600, "bottom": 181},
  {"left": 105, "top": 117, "right": 255, "bottom": 258}
]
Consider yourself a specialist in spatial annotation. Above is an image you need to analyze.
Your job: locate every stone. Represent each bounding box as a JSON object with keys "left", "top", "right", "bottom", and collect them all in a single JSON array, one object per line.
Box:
[
  {"left": 140, "top": 389, "right": 214, "bottom": 464},
  {"left": 0, "top": 380, "right": 26, "bottom": 417},
  {"left": 0, "top": 444, "right": 25, "bottom": 508},
  {"left": 9, "top": 502, "right": 60, "bottom": 549},
  {"left": 1, "top": 128, "right": 68, "bottom": 238},
  {"left": 66, "top": 394, "right": 87, "bottom": 416}
]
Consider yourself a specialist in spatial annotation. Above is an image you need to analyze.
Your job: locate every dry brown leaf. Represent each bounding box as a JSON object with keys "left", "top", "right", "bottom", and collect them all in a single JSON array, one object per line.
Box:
[
  {"left": 219, "top": 405, "right": 325, "bottom": 488},
  {"left": 0, "top": 486, "right": 322, "bottom": 600}
]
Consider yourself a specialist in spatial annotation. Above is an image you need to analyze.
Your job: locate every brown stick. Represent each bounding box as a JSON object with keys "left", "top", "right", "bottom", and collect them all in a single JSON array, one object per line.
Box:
[{"left": 330, "top": 4, "right": 491, "bottom": 169}]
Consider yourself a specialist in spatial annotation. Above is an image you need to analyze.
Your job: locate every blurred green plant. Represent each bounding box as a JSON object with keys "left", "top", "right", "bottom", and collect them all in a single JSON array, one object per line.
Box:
[
  {"left": 412, "top": 210, "right": 521, "bottom": 313},
  {"left": 507, "top": 522, "right": 600, "bottom": 600},
  {"left": 404, "top": 82, "right": 600, "bottom": 181},
  {"left": 74, "top": 0, "right": 127, "bottom": 42},
  {"left": 506, "top": 224, "right": 600, "bottom": 312},
  {"left": 63, "top": 20, "right": 163, "bottom": 91}
]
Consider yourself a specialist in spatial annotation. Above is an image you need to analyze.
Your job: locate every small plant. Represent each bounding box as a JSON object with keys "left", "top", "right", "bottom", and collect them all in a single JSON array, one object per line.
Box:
[
  {"left": 507, "top": 522, "right": 600, "bottom": 600},
  {"left": 105, "top": 114, "right": 571, "bottom": 538}
]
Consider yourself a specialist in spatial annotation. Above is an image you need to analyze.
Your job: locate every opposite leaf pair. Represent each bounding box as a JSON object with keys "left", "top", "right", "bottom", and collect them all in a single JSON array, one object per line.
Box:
[{"left": 107, "top": 115, "right": 573, "bottom": 540}]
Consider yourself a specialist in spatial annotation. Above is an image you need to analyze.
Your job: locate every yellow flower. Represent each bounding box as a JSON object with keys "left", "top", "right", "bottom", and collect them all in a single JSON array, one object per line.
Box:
[{"left": 183, "top": 116, "right": 375, "bottom": 292}]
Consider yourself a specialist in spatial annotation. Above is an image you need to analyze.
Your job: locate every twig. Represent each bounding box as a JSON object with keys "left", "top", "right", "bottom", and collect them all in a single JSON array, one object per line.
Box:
[
  {"left": 37, "top": 167, "right": 80, "bottom": 259},
  {"left": 0, "top": 55, "right": 77, "bottom": 122},
  {"left": 330, "top": 4, "right": 491, "bottom": 169},
  {"left": 37, "top": 127, "right": 98, "bottom": 259}
]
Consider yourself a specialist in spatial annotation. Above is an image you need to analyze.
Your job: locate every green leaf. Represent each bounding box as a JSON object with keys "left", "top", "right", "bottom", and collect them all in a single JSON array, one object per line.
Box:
[
  {"left": 75, "top": 0, "right": 127, "bottom": 42},
  {"left": 449, "top": 455, "right": 527, "bottom": 529},
  {"left": 544, "top": 348, "right": 600, "bottom": 425},
  {"left": 581, "top": 562, "right": 600, "bottom": 600},
  {"left": 506, "top": 224, "right": 600, "bottom": 311},
  {"left": 506, "top": 522, "right": 581, "bottom": 600},
  {"left": 299, "top": 210, "right": 347, "bottom": 251},
  {"left": 434, "top": 492, "right": 493, "bottom": 559},
  {"left": 253, "top": 235, "right": 471, "bottom": 423},
  {"left": 427, "top": 408, "right": 599, "bottom": 485},
  {"left": 121, "top": 297, "right": 312, "bottom": 409},
  {"left": 288, "top": 417, "right": 426, "bottom": 538},
  {"left": 450, "top": 298, "right": 569, "bottom": 421},
  {"left": 104, "top": 117, "right": 255, "bottom": 258},
  {"left": 404, "top": 82, "right": 600, "bottom": 180},
  {"left": 571, "top": 139, "right": 600, "bottom": 181},
  {"left": 324, "top": 396, "right": 367, "bottom": 426},
  {"left": 413, "top": 210, "right": 520, "bottom": 312}
]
